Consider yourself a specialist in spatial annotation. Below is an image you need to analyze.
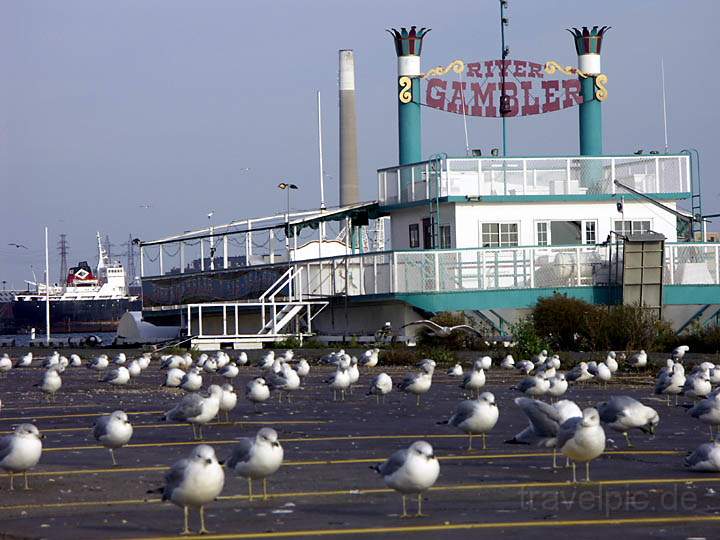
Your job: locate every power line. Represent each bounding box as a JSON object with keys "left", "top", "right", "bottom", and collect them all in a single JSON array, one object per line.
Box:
[{"left": 57, "top": 233, "right": 69, "bottom": 282}]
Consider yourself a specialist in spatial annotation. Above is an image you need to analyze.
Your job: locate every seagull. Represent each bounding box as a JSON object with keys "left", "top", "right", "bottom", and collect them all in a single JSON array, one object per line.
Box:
[
  {"left": 397, "top": 360, "right": 435, "bottom": 406},
  {"left": 137, "top": 353, "right": 152, "bottom": 370},
  {"left": 547, "top": 374, "right": 568, "bottom": 400},
  {"left": 102, "top": 366, "right": 130, "bottom": 386},
  {"left": 226, "top": 427, "right": 284, "bottom": 501},
  {"left": 88, "top": 355, "right": 109, "bottom": 379},
  {"left": 501, "top": 354, "right": 515, "bottom": 369},
  {"left": 219, "top": 384, "right": 237, "bottom": 423},
  {"left": 447, "top": 363, "right": 463, "bottom": 377},
  {"left": 161, "top": 385, "right": 223, "bottom": 440},
  {"left": 371, "top": 441, "right": 440, "bottom": 518},
  {"left": 8, "top": 243, "right": 28, "bottom": 249},
  {"left": 18, "top": 352, "right": 33, "bottom": 367},
  {"left": 164, "top": 367, "right": 186, "bottom": 388},
  {"left": 513, "top": 373, "right": 550, "bottom": 397},
  {"left": 236, "top": 351, "right": 248, "bottom": 366},
  {"left": 440, "top": 392, "right": 499, "bottom": 450},
  {"left": 556, "top": 407, "right": 606, "bottom": 483},
  {"left": 180, "top": 367, "right": 203, "bottom": 392},
  {"left": 597, "top": 396, "right": 659, "bottom": 447},
  {"left": 360, "top": 348, "right": 380, "bottom": 368},
  {"left": 218, "top": 362, "right": 239, "bottom": 379},
  {"left": 0, "top": 354, "right": 12, "bottom": 373},
  {"left": 367, "top": 372, "right": 393, "bottom": 403},
  {"left": 401, "top": 320, "right": 482, "bottom": 337},
  {"left": 92, "top": 411, "right": 133, "bottom": 465},
  {"left": 629, "top": 350, "right": 648, "bottom": 369},
  {"left": 68, "top": 353, "right": 82, "bottom": 367},
  {"left": 507, "top": 398, "right": 582, "bottom": 468},
  {"left": 0, "top": 424, "right": 43, "bottom": 490},
  {"left": 266, "top": 363, "right": 301, "bottom": 403},
  {"left": 566, "top": 362, "right": 594, "bottom": 384},
  {"left": 296, "top": 358, "right": 310, "bottom": 378},
  {"left": 460, "top": 361, "right": 486, "bottom": 397},
  {"left": 684, "top": 438, "right": 720, "bottom": 472},
  {"left": 683, "top": 369, "right": 712, "bottom": 400},
  {"left": 127, "top": 359, "right": 142, "bottom": 378},
  {"left": 689, "top": 392, "right": 720, "bottom": 439},
  {"left": 325, "top": 365, "right": 351, "bottom": 401},
  {"left": 516, "top": 360, "right": 534, "bottom": 374},
  {"left": 148, "top": 444, "right": 225, "bottom": 535},
  {"left": 605, "top": 352, "right": 619, "bottom": 373},
  {"left": 654, "top": 364, "right": 686, "bottom": 405},
  {"left": 594, "top": 362, "right": 612, "bottom": 387},
  {"left": 672, "top": 345, "right": 690, "bottom": 361},
  {"left": 113, "top": 353, "right": 127, "bottom": 365},
  {"left": 37, "top": 368, "right": 62, "bottom": 400},
  {"left": 478, "top": 356, "right": 492, "bottom": 370},
  {"left": 245, "top": 378, "right": 270, "bottom": 412}
]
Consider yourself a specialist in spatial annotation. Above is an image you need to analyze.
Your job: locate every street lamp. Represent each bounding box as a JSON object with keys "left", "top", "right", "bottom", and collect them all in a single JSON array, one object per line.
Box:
[
  {"left": 207, "top": 210, "right": 215, "bottom": 270},
  {"left": 278, "top": 182, "right": 299, "bottom": 249}
]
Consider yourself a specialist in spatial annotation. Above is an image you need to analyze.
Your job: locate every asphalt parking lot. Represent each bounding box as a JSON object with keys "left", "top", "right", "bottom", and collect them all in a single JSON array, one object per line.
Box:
[{"left": 0, "top": 351, "right": 718, "bottom": 539}]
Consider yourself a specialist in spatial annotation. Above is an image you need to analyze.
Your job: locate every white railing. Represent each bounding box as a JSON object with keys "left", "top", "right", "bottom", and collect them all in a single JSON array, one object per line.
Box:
[
  {"left": 377, "top": 155, "right": 691, "bottom": 204},
  {"left": 290, "top": 242, "right": 718, "bottom": 298}
]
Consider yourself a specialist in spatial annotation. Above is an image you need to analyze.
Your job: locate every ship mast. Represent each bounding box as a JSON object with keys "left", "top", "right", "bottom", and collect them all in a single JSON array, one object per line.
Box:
[{"left": 96, "top": 232, "right": 109, "bottom": 280}]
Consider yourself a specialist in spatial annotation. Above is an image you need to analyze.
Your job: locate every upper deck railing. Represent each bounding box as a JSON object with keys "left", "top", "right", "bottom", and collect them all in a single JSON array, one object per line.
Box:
[{"left": 377, "top": 154, "right": 691, "bottom": 205}]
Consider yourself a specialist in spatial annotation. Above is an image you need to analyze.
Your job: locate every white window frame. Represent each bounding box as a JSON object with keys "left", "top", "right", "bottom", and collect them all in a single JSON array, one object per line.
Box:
[
  {"left": 534, "top": 219, "right": 598, "bottom": 246},
  {"left": 613, "top": 219, "right": 653, "bottom": 237},
  {"left": 479, "top": 221, "right": 520, "bottom": 248}
]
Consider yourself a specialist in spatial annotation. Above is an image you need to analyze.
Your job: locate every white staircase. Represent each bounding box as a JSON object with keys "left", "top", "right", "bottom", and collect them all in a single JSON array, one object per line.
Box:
[{"left": 186, "top": 266, "right": 329, "bottom": 350}]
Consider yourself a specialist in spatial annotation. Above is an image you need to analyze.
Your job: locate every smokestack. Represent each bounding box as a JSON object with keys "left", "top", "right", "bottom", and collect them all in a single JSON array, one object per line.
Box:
[{"left": 339, "top": 50, "right": 360, "bottom": 207}]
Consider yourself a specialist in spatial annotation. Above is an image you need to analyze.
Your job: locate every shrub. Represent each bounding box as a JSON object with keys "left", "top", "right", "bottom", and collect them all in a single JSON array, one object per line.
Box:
[
  {"left": 533, "top": 294, "right": 594, "bottom": 350},
  {"left": 380, "top": 345, "right": 458, "bottom": 366},
  {"left": 510, "top": 316, "right": 550, "bottom": 359}
]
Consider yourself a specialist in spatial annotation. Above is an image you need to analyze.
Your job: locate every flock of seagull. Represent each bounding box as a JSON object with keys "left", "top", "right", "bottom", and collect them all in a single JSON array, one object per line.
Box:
[{"left": 1, "top": 343, "right": 720, "bottom": 533}]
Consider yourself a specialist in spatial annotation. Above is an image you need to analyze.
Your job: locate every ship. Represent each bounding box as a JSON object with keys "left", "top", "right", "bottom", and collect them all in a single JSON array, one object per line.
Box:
[{"left": 11, "top": 233, "right": 142, "bottom": 333}]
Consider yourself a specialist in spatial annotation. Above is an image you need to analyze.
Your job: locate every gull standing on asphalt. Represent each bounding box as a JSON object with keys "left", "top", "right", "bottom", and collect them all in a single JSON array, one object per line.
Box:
[
  {"left": 447, "top": 363, "right": 463, "bottom": 377},
  {"left": 655, "top": 363, "right": 686, "bottom": 405},
  {"left": 440, "top": 392, "right": 499, "bottom": 450},
  {"left": 556, "top": 408, "right": 606, "bottom": 482},
  {"left": 547, "top": 373, "right": 568, "bottom": 401},
  {"left": 219, "top": 384, "right": 238, "bottom": 423},
  {"left": 325, "top": 365, "right": 351, "bottom": 402},
  {"left": 0, "top": 353, "right": 12, "bottom": 373},
  {"left": 397, "top": 360, "right": 435, "bottom": 406},
  {"left": 219, "top": 362, "right": 239, "bottom": 380},
  {"left": 226, "top": 427, "right": 284, "bottom": 501},
  {"left": 296, "top": 358, "right": 310, "bottom": 378},
  {"left": 246, "top": 378, "right": 271, "bottom": 412},
  {"left": 461, "top": 360, "right": 486, "bottom": 398},
  {"left": 567, "top": 362, "right": 594, "bottom": 384},
  {"left": 180, "top": 367, "right": 203, "bottom": 392},
  {"left": 629, "top": 350, "right": 648, "bottom": 369},
  {"left": 513, "top": 373, "right": 550, "bottom": 397},
  {"left": 0, "top": 424, "right": 43, "bottom": 490},
  {"left": 37, "top": 368, "right": 62, "bottom": 400},
  {"left": 371, "top": 441, "right": 440, "bottom": 517},
  {"left": 672, "top": 345, "right": 690, "bottom": 362},
  {"left": 367, "top": 372, "right": 393, "bottom": 403},
  {"left": 102, "top": 365, "right": 130, "bottom": 386},
  {"left": 501, "top": 355, "right": 515, "bottom": 369},
  {"left": 149, "top": 444, "right": 225, "bottom": 535},
  {"left": 361, "top": 348, "right": 380, "bottom": 368},
  {"left": 689, "top": 391, "right": 720, "bottom": 440},
  {"left": 162, "top": 385, "right": 223, "bottom": 440},
  {"left": 92, "top": 411, "right": 133, "bottom": 465},
  {"left": 18, "top": 352, "right": 33, "bottom": 367},
  {"left": 597, "top": 396, "right": 659, "bottom": 447}
]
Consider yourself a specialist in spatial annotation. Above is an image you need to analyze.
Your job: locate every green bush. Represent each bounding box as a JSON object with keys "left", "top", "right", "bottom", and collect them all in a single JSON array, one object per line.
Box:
[
  {"left": 510, "top": 316, "right": 550, "bottom": 359},
  {"left": 533, "top": 294, "right": 594, "bottom": 350},
  {"left": 380, "top": 345, "right": 458, "bottom": 366}
]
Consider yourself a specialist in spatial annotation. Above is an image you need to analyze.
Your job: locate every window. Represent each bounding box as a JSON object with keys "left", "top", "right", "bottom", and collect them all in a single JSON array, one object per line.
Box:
[
  {"left": 536, "top": 220, "right": 597, "bottom": 246},
  {"left": 481, "top": 223, "right": 518, "bottom": 247},
  {"left": 584, "top": 221, "right": 596, "bottom": 244},
  {"left": 409, "top": 224, "right": 420, "bottom": 248},
  {"left": 439, "top": 225, "right": 452, "bottom": 248},
  {"left": 537, "top": 222, "right": 548, "bottom": 246},
  {"left": 615, "top": 220, "right": 651, "bottom": 236}
]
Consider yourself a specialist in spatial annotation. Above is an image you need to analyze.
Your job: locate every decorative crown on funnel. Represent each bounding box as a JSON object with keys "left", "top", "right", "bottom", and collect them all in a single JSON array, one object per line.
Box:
[
  {"left": 568, "top": 26, "right": 610, "bottom": 56},
  {"left": 387, "top": 26, "right": 431, "bottom": 57}
]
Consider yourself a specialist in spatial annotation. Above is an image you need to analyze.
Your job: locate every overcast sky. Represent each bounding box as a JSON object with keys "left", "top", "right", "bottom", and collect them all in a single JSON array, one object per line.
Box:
[{"left": 1, "top": 0, "right": 718, "bottom": 287}]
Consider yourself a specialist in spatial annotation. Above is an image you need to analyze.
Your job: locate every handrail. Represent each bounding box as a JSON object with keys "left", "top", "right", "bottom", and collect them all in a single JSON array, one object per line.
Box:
[{"left": 259, "top": 267, "right": 294, "bottom": 302}]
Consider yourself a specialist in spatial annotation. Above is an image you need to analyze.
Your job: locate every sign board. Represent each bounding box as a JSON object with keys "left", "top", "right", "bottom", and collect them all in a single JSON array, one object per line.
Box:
[{"left": 424, "top": 59, "right": 585, "bottom": 118}]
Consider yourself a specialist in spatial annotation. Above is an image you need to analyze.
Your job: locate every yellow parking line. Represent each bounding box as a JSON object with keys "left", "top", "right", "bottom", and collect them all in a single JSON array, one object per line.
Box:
[
  {"left": 124, "top": 515, "right": 720, "bottom": 540},
  {"left": 1, "top": 477, "right": 715, "bottom": 512}
]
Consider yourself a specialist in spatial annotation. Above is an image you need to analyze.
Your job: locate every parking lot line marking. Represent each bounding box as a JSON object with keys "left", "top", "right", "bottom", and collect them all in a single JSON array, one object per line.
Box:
[
  {"left": 22, "top": 449, "right": 686, "bottom": 477},
  {"left": 2, "top": 476, "right": 715, "bottom": 512},
  {"left": 123, "top": 515, "right": 720, "bottom": 539}
]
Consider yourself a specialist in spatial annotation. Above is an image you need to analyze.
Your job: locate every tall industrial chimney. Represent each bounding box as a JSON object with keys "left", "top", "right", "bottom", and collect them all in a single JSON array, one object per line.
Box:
[{"left": 339, "top": 50, "right": 360, "bottom": 207}]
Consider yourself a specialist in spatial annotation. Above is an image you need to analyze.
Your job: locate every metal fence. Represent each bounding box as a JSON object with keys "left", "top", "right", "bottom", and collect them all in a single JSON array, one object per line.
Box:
[{"left": 378, "top": 155, "right": 691, "bottom": 204}]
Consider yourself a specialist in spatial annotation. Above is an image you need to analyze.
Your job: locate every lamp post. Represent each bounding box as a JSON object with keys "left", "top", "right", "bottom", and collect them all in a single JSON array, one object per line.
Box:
[
  {"left": 207, "top": 210, "right": 215, "bottom": 270},
  {"left": 278, "top": 182, "right": 298, "bottom": 250}
]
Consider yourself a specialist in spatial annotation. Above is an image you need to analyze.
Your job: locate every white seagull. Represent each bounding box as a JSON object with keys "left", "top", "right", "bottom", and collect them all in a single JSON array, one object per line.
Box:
[
  {"left": 226, "top": 427, "right": 284, "bottom": 501},
  {"left": 92, "top": 410, "right": 133, "bottom": 465},
  {"left": 0, "top": 423, "right": 43, "bottom": 490},
  {"left": 441, "top": 392, "right": 499, "bottom": 450}
]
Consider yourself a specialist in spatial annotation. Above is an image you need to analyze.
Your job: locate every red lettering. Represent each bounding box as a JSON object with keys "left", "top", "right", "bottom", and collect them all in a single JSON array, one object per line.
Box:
[
  {"left": 494, "top": 59, "right": 511, "bottom": 78},
  {"left": 426, "top": 79, "right": 447, "bottom": 110},
  {"left": 542, "top": 80, "right": 561, "bottom": 112},
  {"left": 520, "top": 81, "right": 540, "bottom": 115},
  {"left": 484, "top": 61, "right": 495, "bottom": 78},
  {"left": 501, "top": 82, "right": 519, "bottom": 117},
  {"left": 562, "top": 79, "right": 583, "bottom": 107},
  {"left": 470, "top": 82, "right": 497, "bottom": 117},
  {"left": 513, "top": 60, "right": 527, "bottom": 78},
  {"left": 528, "top": 62, "right": 544, "bottom": 78},
  {"left": 446, "top": 81, "right": 468, "bottom": 114},
  {"left": 466, "top": 62, "right": 483, "bottom": 78}
]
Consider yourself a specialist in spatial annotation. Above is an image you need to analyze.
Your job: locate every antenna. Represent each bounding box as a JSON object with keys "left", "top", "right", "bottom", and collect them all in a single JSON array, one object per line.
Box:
[
  {"left": 661, "top": 57, "right": 669, "bottom": 153},
  {"left": 457, "top": 70, "right": 470, "bottom": 155},
  {"left": 57, "top": 233, "right": 69, "bottom": 283},
  {"left": 499, "top": 0, "right": 510, "bottom": 156}
]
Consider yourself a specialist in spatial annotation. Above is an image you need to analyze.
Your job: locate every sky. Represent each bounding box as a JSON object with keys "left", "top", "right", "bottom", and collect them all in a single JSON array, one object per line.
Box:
[{"left": 1, "top": 0, "right": 718, "bottom": 287}]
